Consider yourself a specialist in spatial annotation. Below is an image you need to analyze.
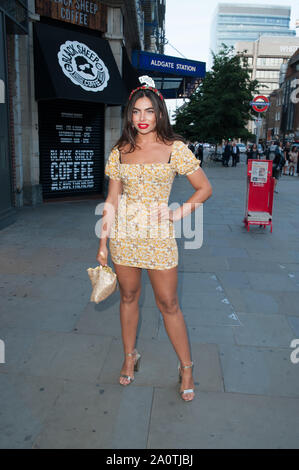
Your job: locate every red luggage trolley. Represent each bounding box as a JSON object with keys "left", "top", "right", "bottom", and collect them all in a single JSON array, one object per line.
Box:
[{"left": 243, "top": 159, "right": 275, "bottom": 232}]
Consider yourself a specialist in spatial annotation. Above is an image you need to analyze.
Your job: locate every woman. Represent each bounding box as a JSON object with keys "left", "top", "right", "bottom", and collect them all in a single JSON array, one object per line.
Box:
[
  {"left": 272, "top": 141, "right": 284, "bottom": 193},
  {"left": 283, "top": 142, "right": 291, "bottom": 176},
  {"left": 246, "top": 143, "right": 258, "bottom": 164},
  {"left": 96, "top": 81, "right": 212, "bottom": 402},
  {"left": 289, "top": 146, "right": 298, "bottom": 176}
]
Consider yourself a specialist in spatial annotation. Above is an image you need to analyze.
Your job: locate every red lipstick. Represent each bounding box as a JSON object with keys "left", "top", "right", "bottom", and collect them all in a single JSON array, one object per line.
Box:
[{"left": 138, "top": 124, "right": 149, "bottom": 129}]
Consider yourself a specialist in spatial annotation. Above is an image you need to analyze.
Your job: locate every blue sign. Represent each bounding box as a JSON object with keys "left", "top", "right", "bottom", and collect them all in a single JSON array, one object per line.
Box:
[{"left": 132, "top": 50, "right": 206, "bottom": 78}]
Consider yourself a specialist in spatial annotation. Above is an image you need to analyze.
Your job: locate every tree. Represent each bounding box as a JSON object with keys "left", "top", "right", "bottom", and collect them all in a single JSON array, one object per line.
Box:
[{"left": 173, "top": 45, "right": 259, "bottom": 143}]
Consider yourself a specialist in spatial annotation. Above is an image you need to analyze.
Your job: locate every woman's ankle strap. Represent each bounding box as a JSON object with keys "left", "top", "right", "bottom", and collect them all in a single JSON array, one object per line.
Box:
[
  {"left": 125, "top": 349, "right": 137, "bottom": 357},
  {"left": 180, "top": 361, "right": 193, "bottom": 369}
]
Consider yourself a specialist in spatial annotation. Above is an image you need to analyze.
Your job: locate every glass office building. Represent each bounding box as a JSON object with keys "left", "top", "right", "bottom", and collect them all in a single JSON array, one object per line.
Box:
[{"left": 211, "top": 3, "right": 296, "bottom": 54}]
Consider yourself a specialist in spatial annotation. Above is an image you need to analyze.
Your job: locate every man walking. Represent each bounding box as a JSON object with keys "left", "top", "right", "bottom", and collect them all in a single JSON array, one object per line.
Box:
[
  {"left": 231, "top": 142, "right": 240, "bottom": 167},
  {"left": 195, "top": 143, "right": 203, "bottom": 167},
  {"left": 223, "top": 140, "right": 232, "bottom": 167},
  {"left": 272, "top": 141, "right": 285, "bottom": 193}
]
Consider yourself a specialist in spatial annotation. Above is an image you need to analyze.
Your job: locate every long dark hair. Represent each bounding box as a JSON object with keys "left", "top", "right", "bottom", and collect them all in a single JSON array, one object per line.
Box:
[{"left": 115, "top": 88, "right": 185, "bottom": 153}]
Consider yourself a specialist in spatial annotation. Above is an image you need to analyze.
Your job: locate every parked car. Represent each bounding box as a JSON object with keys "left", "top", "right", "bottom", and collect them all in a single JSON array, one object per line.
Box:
[{"left": 237, "top": 143, "right": 246, "bottom": 153}]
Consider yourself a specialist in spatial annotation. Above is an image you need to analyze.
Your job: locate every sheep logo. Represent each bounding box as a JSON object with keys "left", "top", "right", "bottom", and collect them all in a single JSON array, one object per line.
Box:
[{"left": 57, "top": 40, "right": 109, "bottom": 92}]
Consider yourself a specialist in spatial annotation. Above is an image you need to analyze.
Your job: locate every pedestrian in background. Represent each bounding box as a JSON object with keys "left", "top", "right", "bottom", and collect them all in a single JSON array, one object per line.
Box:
[
  {"left": 276, "top": 141, "right": 285, "bottom": 176},
  {"left": 231, "top": 142, "right": 240, "bottom": 167},
  {"left": 195, "top": 143, "right": 203, "bottom": 167},
  {"left": 283, "top": 142, "right": 291, "bottom": 176},
  {"left": 265, "top": 143, "right": 270, "bottom": 160},
  {"left": 246, "top": 143, "right": 258, "bottom": 164},
  {"left": 289, "top": 146, "right": 298, "bottom": 176},
  {"left": 223, "top": 140, "right": 232, "bottom": 167},
  {"left": 272, "top": 141, "right": 285, "bottom": 193},
  {"left": 260, "top": 141, "right": 266, "bottom": 156},
  {"left": 188, "top": 142, "right": 195, "bottom": 154}
]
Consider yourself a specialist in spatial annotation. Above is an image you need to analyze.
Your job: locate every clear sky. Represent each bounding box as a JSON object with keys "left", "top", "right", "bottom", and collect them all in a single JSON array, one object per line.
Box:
[{"left": 164, "top": 0, "right": 299, "bottom": 120}]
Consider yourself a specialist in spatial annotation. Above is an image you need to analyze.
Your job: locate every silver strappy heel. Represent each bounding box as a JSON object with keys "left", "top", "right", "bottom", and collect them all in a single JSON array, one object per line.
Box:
[
  {"left": 119, "top": 349, "right": 141, "bottom": 386},
  {"left": 178, "top": 361, "right": 195, "bottom": 401}
]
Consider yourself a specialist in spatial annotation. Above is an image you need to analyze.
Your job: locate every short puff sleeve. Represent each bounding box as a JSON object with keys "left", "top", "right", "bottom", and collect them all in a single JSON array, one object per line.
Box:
[
  {"left": 104, "top": 147, "right": 121, "bottom": 180},
  {"left": 173, "top": 141, "right": 200, "bottom": 176}
]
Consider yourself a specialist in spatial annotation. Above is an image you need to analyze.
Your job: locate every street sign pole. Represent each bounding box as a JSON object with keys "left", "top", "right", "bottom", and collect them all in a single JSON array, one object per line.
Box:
[
  {"left": 256, "top": 125, "right": 260, "bottom": 146},
  {"left": 255, "top": 117, "right": 262, "bottom": 145}
]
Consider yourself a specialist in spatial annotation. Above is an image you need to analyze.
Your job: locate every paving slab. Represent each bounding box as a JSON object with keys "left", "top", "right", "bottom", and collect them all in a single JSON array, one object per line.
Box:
[
  {"left": 233, "top": 313, "right": 295, "bottom": 347},
  {"left": 245, "top": 247, "right": 299, "bottom": 264},
  {"left": 181, "top": 291, "right": 235, "bottom": 313},
  {"left": 158, "top": 323, "right": 239, "bottom": 346},
  {"left": 20, "top": 331, "right": 112, "bottom": 383},
  {"left": 32, "top": 381, "right": 152, "bottom": 449},
  {"left": 227, "top": 258, "right": 285, "bottom": 273},
  {"left": 182, "top": 307, "right": 241, "bottom": 328},
  {"left": 210, "top": 246, "right": 249, "bottom": 258},
  {"left": 178, "top": 272, "right": 224, "bottom": 293},
  {"left": 0, "top": 297, "right": 84, "bottom": 332},
  {"left": 287, "top": 316, "right": 299, "bottom": 337},
  {"left": 98, "top": 337, "right": 224, "bottom": 393},
  {"left": 224, "top": 287, "right": 281, "bottom": 315},
  {"left": 110, "top": 385, "right": 154, "bottom": 449},
  {"left": 75, "top": 303, "right": 160, "bottom": 340},
  {"left": 0, "top": 373, "right": 65, "bottom": 449},
  {"left": 219, "top": 344, "right": 299, "bottom": 398},
  {"left": 0, "top": 327, "right": 43, "bottom": 374},
  {"left": 0, "top": 268, "right": 91, "bottom": 304},
  {"left": 216, "top": 271, "right": 252, "bottom": 290},
  {"left": 246, "top": 272, "right": 299, "bottom": 292},
  {"left": 179, "top": 255, "right": 230, "bottom": 272},
  {"left": 147, "top": 389, "right": 299, "bottom": 449}
]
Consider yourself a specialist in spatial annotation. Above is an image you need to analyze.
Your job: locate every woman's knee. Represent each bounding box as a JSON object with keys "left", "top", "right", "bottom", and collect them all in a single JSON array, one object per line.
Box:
[
  {"left": 120, "top": 287, "right": 141, "bottom": 304},
  {"left": 156, "top": 296, "right": 180, "bottom": 315}
]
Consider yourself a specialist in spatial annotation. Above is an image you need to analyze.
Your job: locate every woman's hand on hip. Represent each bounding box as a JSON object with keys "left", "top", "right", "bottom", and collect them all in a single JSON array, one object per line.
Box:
[{"left": 150, "top": 203, "right": 174, "bottom": 223}]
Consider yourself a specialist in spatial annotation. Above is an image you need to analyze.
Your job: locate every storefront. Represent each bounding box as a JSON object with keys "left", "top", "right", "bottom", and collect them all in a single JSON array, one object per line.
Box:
[
  {"left": 33, "top": 18, "right": 127, "bottom": 200},
  {"left": 0, "top": 1, "right": 29, "bottom": 229}
]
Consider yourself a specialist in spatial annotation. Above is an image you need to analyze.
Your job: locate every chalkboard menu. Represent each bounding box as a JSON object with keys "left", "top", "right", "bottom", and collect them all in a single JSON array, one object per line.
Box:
[{"left": 38, "top": 100, "right": 104, "bottom": 198}]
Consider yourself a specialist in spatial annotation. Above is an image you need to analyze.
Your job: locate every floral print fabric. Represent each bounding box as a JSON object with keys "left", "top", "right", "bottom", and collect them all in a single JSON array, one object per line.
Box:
[{"left": 104, "top": 140, "right": 200, "bottom": 270}]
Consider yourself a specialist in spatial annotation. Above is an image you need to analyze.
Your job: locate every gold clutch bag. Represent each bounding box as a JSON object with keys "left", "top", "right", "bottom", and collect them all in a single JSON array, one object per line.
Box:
[{"left": 87, "top": 265, "right": 117, "bottom": 303}]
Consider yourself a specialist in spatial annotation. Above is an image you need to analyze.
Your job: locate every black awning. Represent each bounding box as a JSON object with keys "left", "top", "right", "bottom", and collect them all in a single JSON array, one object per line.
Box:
[{"left": 33, "top": 22, "right": 128, "bottom": 105}]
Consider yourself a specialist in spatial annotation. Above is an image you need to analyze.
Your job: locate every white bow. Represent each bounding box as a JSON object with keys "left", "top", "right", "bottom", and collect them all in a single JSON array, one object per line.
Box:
[{"left": 139, "top": 75, "right": 156, "bottom": 88}]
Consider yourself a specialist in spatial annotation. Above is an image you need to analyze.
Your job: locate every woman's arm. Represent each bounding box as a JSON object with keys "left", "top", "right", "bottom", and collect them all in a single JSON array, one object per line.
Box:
[
  {"left": 152, "top": 167, "right": 212, "bottom": 223},
  {"left": 96, "top": 179, "right": 123, "bottom": 265},
  {"left": 171, "top": 167, "right": 212, "bottom": 221}
]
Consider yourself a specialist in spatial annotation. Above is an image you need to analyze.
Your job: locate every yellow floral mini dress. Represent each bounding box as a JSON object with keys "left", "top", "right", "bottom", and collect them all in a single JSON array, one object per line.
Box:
[{"left": 104, "top": 140, "right": 200, "bottom": 270}]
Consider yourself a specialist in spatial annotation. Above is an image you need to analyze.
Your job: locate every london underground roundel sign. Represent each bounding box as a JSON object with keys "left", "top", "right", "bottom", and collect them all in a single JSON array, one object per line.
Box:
[{"left": 251, "top": 95, "right": 270, "bottom": 113}]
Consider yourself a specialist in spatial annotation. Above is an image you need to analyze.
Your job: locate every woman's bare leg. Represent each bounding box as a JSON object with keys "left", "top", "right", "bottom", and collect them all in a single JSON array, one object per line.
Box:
[
  {"left": 147, "top": 266, "right": 194, "bottom": 401},
  {"left": 113, "top": 263, "right": 142, "bottom": 385}
]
